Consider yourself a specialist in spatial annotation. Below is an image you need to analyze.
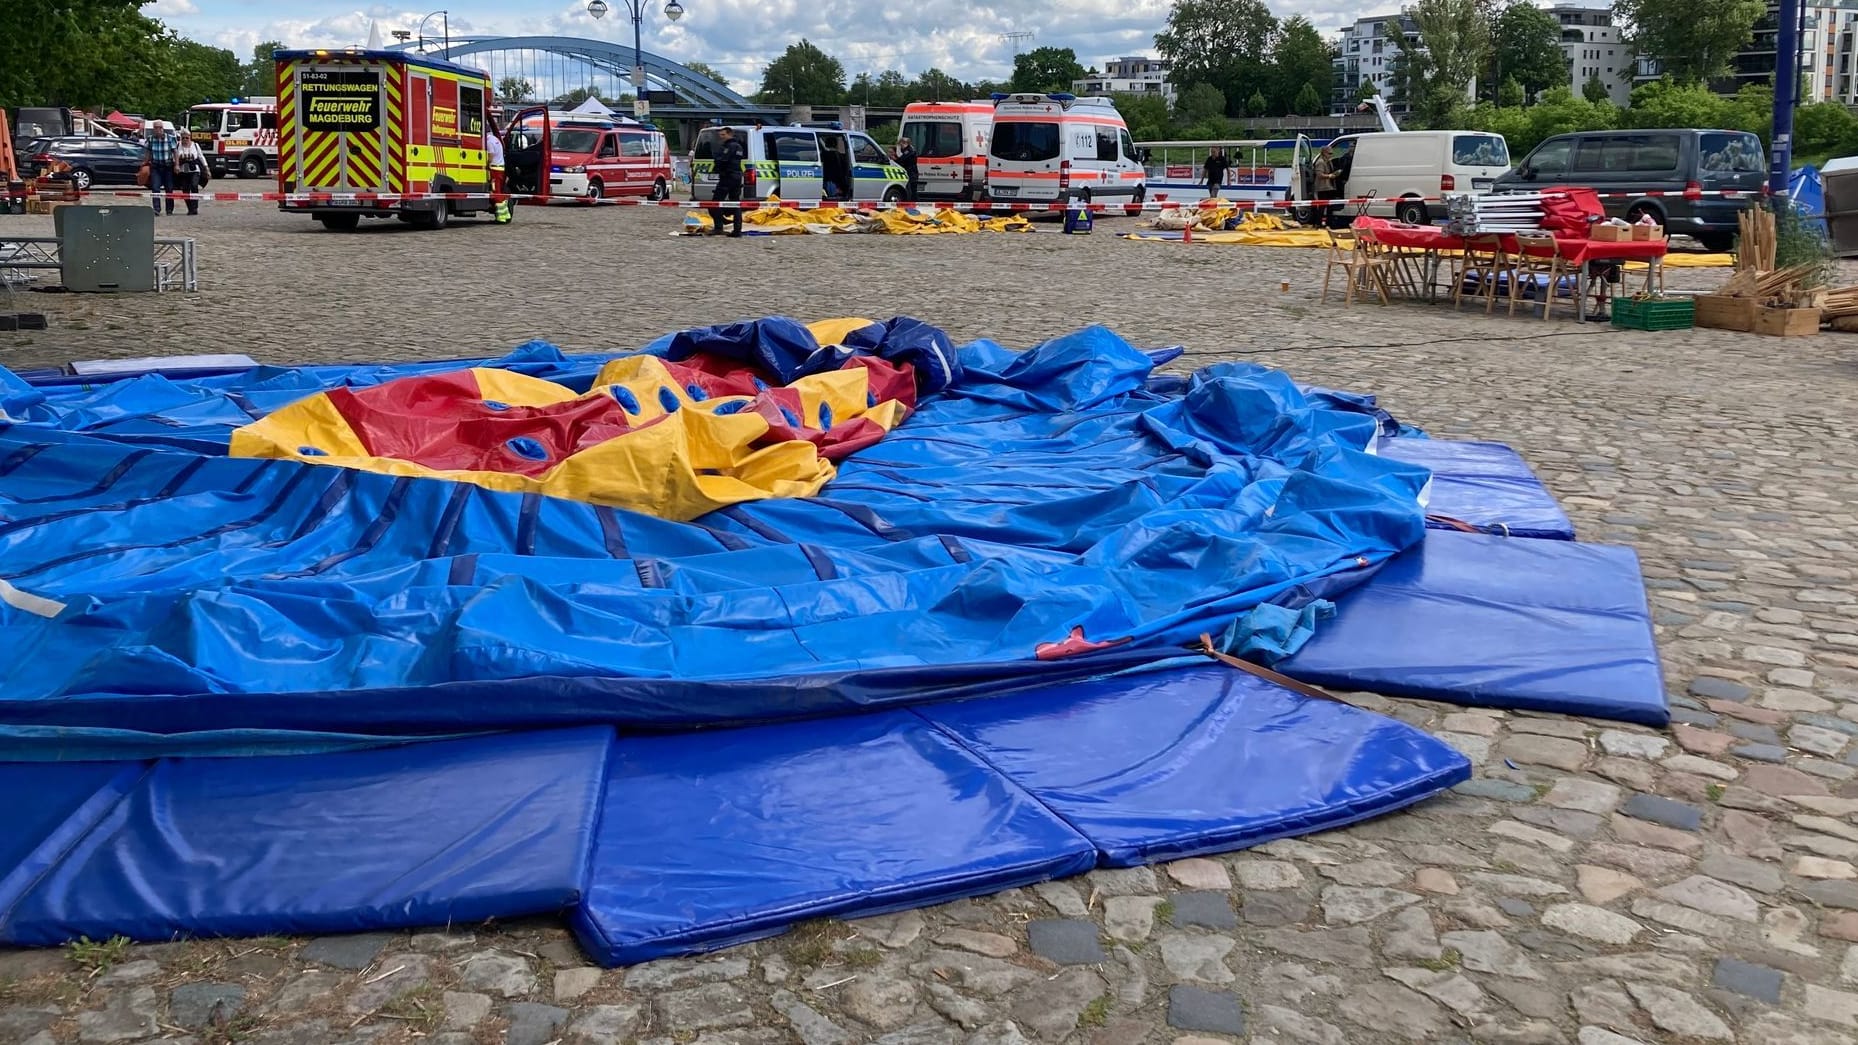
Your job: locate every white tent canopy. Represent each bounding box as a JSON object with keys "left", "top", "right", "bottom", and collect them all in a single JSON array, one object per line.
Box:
[{"left": 569, "top": 97, "right": 618, "bottom": 117}]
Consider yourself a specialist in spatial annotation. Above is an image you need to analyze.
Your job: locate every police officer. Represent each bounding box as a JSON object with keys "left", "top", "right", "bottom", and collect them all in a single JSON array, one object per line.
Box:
[
  {"left": 710, "top": 126, "right": 745, "bottom": 237},
  {"left": 896, "top": 137, "right": 920, "bottom": 202}
]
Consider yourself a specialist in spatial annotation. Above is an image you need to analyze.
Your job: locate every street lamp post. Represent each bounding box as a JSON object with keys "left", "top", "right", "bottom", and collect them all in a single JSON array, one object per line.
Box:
[
  {"left": 416, "top": 10, "right": 449, "bottom": 55},
  {"left": 588, "top": 0, "right": 685, "bottom": 113}
]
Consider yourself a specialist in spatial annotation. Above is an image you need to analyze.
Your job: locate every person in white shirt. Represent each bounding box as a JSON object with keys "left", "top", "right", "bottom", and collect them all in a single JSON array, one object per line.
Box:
[{"left": 485, "top": 123, "right": 511, "bottom": 224}]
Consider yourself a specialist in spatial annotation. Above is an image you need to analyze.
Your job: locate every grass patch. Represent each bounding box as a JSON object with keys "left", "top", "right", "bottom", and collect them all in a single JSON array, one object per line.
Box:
[
  {"left": 204, "top": 1012, "right": 264, "bottom": 1045},
  {"left": 783, "top": 919, "right": 843, "bottom": 966},
  {"left": 841, "top": 948, "right": 883, "bottom": 969},
  {"left": 1706, "top": 783, "right": 1726, "bottom": 803},
  {"left": 1532, "top": 782, "right": 1554, "bottom": 799},
  {"left": 65, "top": 935, "right": 132, "bottom": 973},
  {"left": 1078, "top": 993, "right": 1111, "bottom": 1028},
  {"left": 1, "top": 972, "right": 85, "bottom": 1008},
  {"left": 1153, "top": 901, "right": 1176, "bottom": 925},
  {"left": 1414, "top": 947, "right": 1462, "bottom": 972},
  {"left": 379, "top": 984, "right": 444, "bottom": 1033}
]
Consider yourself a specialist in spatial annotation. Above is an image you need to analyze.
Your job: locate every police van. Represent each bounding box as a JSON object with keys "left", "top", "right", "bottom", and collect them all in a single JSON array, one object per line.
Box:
[
  {"left": 691, "top": 124, "right": 908, "bottom": 203},
  {"left": 897, "top": 100, "right": 993, "bottom": 200},
  {"left": 986, "top": 93, "right": 1145, "bottom": 206}
]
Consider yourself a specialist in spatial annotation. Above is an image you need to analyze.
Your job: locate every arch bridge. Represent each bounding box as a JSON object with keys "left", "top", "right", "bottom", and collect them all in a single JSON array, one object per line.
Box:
[{"left": 391, "top": 34, "right": 750, "bottom": 107}]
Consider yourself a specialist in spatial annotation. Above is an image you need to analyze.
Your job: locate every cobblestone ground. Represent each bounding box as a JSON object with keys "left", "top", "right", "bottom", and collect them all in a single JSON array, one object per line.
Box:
[{"left": 3, "top": 204, "right": 1858, "bottom": 1045}]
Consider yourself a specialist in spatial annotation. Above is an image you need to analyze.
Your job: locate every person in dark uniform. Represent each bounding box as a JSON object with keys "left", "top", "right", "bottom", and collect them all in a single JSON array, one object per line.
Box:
[
  {"left": 1202, "top": 146, "right": 1229, "bottom": 200},
  {"left": 896, "top": 137, "right": 920, "bottom": 202},
  {"left": 710, "top": 126, "right": 745, "bottom": 237}
]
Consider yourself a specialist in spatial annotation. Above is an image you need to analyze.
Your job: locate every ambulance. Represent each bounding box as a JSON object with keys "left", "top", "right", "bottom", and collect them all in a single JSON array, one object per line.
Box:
[
  {"left": 985, "top": 93, "right": 1145, "bottom": 207},
  {"left": 275, "top": 48, "right": 499, "bottom": 231},
  {"left": 897, "top": 100, "right": 993, "bottom": 200},
  {"left": 183, "top": 98, "right": 278, "bottom": 179}
]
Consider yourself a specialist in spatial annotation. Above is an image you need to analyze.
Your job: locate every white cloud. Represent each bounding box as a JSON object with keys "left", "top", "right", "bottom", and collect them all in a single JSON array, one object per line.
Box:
[
  {"left": 148, "top": 0, "right": 201, "bottom": 15},
  {"left": 184, "top": 0, "right": 1421, "bottom": 87}
]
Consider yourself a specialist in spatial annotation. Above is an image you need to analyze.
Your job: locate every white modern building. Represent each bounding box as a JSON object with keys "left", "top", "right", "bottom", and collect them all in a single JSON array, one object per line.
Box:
[
  {"left": 1071, "top": 56, "right": 1177, "bottom": 107},
  {"left": 1333, "top": 15, "right": 1422, "bottom": 114},
  {"left": 1548, "top": 5, "right": 1633, "bottom": 106},
  {"left": 1633, "top": 0, "right": 1847, "bottom": 102}
]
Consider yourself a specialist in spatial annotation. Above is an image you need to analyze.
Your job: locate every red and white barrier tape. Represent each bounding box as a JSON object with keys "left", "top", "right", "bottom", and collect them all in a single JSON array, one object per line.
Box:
[{"left": 62, "top": 187, "right": 1760, "bottom": 212}]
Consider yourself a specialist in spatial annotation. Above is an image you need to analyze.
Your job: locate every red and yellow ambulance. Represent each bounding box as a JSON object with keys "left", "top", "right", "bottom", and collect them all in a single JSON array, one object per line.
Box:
[{"left": 275, "top": 48, "right": 499, "bottom": 231}]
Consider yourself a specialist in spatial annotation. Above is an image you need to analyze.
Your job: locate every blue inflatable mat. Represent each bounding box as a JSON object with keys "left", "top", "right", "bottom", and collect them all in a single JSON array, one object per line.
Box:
[
  {"left": 920, "top": 666, "right": 1471, "bottom": 867},
  {"left": 572, "top": 711, "right": 1096, "bottom": 966},
  {"left": 0, "top": 762, "right": 146, "bottom": 914},
  {"left": 0, "top": 728, "right": 613, "bottom": 945},
  {"left": 1278, "top": 531, "right": 1667, "bottom": 726},
  {"left": 1378, "top": 438, "right": 1574, "bottom": 540}
]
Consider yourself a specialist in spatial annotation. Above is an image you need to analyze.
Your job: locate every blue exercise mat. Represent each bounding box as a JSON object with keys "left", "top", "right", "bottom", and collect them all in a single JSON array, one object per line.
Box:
[
  {"left": 1278, "top": 531, "right": 1667, "bottom": 726},
  {"left": 0, "top": 727, "right": 613, "bottom": 945},
  {"left": 572, "top": 710, "right": 1096, "bottom": 966},
  {"left": 920, "top": 666, "right": 1471, "bottom": 867},
  {"left": 1378, "top": 438, "right": 1574, "bottom": 540}
]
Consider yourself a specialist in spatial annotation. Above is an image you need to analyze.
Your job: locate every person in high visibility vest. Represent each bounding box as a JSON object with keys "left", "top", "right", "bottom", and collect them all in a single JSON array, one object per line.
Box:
[{"left": 486, "top": 123, "right": 512, "bottom": 225}]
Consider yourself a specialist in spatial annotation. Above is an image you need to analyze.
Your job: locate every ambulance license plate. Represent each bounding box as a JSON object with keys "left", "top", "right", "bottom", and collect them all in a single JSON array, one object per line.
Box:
[
  {"left": 992, "top": 187, "right": 1017, "bottom": 197},
  {"left": 1473, "top": 179, "right": 1493, "bottom": 190}
]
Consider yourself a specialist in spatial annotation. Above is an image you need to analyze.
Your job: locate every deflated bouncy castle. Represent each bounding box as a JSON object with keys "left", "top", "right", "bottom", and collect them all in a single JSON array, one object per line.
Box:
[{"left": 0, "top": 317, "right": 1663, "bottom": 964}]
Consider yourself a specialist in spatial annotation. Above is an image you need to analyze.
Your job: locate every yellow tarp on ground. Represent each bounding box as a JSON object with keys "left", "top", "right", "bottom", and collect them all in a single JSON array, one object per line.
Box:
[
  {"left": 230, "top": 319, "right": 911, "bottom": 522},
  {"left": 682, "top": 197, "right": 1031, "bottom": 235}
]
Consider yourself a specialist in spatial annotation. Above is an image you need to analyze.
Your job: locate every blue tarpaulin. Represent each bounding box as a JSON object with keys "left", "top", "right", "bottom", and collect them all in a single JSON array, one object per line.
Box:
[
  {"left": 0, "top": 321, "right": 1430, "bottom": 745},
  {"left": 0, "top": 317, "right": 1661, "bottom": 962}
]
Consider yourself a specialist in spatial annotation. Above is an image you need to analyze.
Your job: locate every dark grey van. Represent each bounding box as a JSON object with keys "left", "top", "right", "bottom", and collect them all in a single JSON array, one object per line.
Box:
[{"left": 1492, "top": 129, "right": 1765, "bottom": 251}]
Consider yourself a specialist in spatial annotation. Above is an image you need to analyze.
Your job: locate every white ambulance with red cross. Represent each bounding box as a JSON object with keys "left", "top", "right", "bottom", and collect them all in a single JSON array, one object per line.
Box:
[
  {"left": 984, "top": 93, "right": 1145, "bottom": 208},
  {"left": 184, "top": 98, "right": 279, "bottom": 179}
]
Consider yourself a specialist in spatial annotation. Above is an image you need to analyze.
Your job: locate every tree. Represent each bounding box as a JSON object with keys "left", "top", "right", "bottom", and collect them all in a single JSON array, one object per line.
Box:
[
  {"left": 1270, "top": 16, "right": 1335, "bottom": 117},
  {"left": 1356, "top": 78, "right": 1380, "bottom": 104},
  {"left": 1156, "top": 0, "right": 1279, "bottom": 116},
  {"left": 1246, "top": 89, "right": 1269, "bottom": 116},
  {"left": 1795, "top": 101, "right": 1858, "bottom": 156},
  {"left": 1489, "top": 1, "right": 1567, "bottom": 102},
  {"left": 497, "top": 76, "right": 534, "bottom": 103},
  {"left": 755, "top": 39, "right": 846, "bottom": 105},
  {"left": 1524, "top": 86, "right": 1616, "bottom": 151},
  {"left": 239, "top": 40, "right": 284, "bottom": 98},
  {"left": 1620, "top": 77, "right": 1727, "bottom": 130},
  {"left": 1293, "top": 82, "right": 1325, "bottom": 116},
  {"left": 1009, "top": 46, "right": 1085, "bottom": 93},
  {"left": 1176, "top": 82, "right": 1226, "bottom": 122},
  {"left": 1497, "top": 76, "right": 1525, "bottom": 108},
  {"left": 681, "top": 60, "right": 729, "bottom": 87},
  {"left": 1113, "top": 92, "right": 1172, "bottom": 143},
  {"left": 1582, "top": 72, "right": 1612, "bottom": 104},
  {"left": 847, "top": 70, "right": 910, "bottom": 107},
  {"left": 1393, "top": 0, "right": 1491, "bottom": 128},
  {"left": 1613, "top": 0, "right": 1764, "bottom": 85},
  {"left": 910, "top": 68, "right": 970, "bottom": 102}
]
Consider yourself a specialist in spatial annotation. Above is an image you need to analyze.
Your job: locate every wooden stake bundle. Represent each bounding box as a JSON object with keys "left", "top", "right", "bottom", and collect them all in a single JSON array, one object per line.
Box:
[{"left": 1736, "top": 208, "right": 1777, "bottom": 272}]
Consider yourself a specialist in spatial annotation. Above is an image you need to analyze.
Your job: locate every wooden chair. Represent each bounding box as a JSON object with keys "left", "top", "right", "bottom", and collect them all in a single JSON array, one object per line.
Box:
[
  {"left": 1321, "top": 228, "right": 1391, "bottom": 306},
  {"left": 1360, "top": 226, "right": 1426, "bottom": 301},
  {"left": 1451, "top": 234, "right": 1510, "bottom": 315},
  {"left": 1509, "top": 233, "right": 1573, "bottom": 320}
]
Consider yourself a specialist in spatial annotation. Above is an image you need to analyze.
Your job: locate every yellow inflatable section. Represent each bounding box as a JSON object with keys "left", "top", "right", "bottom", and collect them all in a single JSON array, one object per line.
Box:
[
  {"left": 231, "top": 320, "right": 910, "bottom": 522},
  {"left": 683, "top": 197, "right": 1031, "bottom": 235}
]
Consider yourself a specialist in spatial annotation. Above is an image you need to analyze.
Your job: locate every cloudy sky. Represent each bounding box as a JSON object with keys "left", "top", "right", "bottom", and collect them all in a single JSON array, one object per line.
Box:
[{"left": 146, "top": 0, "right": 1406, "bottom": 91}]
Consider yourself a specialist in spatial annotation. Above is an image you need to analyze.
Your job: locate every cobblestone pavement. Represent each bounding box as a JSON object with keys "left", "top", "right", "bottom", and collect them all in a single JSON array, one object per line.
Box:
[{"left": 3, "top": 204, "right": 1858, "bottom": 1045}]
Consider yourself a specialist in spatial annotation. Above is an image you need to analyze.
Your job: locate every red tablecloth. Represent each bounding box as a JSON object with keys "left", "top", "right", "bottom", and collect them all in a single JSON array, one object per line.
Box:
[{"left": 1354, "top": 217, "right": 1668, "bottom": 265}]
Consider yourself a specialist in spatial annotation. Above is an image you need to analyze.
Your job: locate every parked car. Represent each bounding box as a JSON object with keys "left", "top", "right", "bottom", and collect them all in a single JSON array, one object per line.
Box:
[
  {"left": 23, "top": 136, "right": 148, "bottom": 190},
  {"left": 1492, "top": 129, "right": 1764, "bottom": 252}
]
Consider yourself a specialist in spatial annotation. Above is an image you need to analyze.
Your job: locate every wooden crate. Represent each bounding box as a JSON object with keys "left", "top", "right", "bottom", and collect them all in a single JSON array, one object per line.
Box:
[
  {"left": 1630, "top": 223, "right": 1665, "bottom": 242},
  {"left": 1591, "top": 223, "right": 1628, "bottom": 242},
  {"left": 25, "top": 199, "right": 67, "bottom": 215},
  {"left": 1694, "top": 295, "right": 1757, "bottom": 332},
  {"left": 1753, "top": 306, "right": 1821, "bottom": 337}
]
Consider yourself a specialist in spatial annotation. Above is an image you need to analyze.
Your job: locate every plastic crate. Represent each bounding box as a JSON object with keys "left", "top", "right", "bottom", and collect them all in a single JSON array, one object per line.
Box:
[{"left": 1611, "top": 296, "right": 1695, "bottom": 331}]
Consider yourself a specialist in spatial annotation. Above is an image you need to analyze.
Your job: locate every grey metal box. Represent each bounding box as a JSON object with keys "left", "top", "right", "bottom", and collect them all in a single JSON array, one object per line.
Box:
[{"left": 55, "top": 205, "right": 155, "bottom": 293}]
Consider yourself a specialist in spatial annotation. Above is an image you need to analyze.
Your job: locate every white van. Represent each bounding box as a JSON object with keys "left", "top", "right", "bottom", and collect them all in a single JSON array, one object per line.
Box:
[
  {"left": 1302, "top": 130, "right": 1510, "bottom": 225},
  {"left": 898, "top": 100, "right": 993, "bottom": 200},
  {"left": 986, "top": 93, "right": 1145, "bottom": 206}
]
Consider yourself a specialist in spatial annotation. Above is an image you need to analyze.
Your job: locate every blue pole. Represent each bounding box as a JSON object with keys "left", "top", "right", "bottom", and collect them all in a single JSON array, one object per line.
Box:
[{"left": 1771, "top": 0, "right": 1801, "bottom": 196}]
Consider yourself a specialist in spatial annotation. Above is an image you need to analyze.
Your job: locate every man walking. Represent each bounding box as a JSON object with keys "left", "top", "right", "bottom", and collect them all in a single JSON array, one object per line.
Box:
[
  {"left": 896, "top": 137, "right": 919, "bottom": 202},
  {"left": 1203, "top": 145, "right": 1229, "bottom": 200},
  {"left": 486, "top": 121, "right": 511, "bottom": 224},
  {"left": 145, "top": 121, "right": 179, "bottom": 215},
  {"left": 709, "top": 126, "right": 745, "bottom": 237}
]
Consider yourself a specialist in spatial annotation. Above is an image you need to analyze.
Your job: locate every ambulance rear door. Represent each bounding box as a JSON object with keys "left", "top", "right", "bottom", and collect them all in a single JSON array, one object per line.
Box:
[{"left": 287, "top": 59, "right": 394, "bottom": 196}]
